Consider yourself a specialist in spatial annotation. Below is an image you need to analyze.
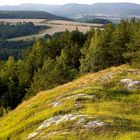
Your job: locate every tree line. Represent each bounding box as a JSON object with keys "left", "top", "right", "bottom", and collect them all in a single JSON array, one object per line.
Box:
[
  {"left": 0, "top": 40, "right": 34, "bottom": 60},
  {"left": 0, "top": 18, "right": 140, "bottom": 115},
  {"left": 0, "top": 22, "right": 48, "bottom": 39}
]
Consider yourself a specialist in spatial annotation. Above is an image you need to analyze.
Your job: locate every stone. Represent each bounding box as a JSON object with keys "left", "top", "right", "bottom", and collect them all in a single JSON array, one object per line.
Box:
[
  {"left": 37, "top": 114, "right": 86, "bottom": 130},
  {"left": 27, "top": 114, "right": 106, "bottom": 139},
  {"left": 120, "top": 79, "right": 140, "bottom": 90},
  {"left": 27, "top": 132, "right": 38, "bottom": 139},
  {"left": 52, "top": 101, "right": 60, "bottom": 107},
  {"left": 84, "top": 120, "right": 105, "bottom": 128}
]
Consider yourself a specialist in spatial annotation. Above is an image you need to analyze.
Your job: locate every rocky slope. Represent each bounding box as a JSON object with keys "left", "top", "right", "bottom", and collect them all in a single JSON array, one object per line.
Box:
[{"left": 0, "top": 65, "right": 140, "bottom": 140}]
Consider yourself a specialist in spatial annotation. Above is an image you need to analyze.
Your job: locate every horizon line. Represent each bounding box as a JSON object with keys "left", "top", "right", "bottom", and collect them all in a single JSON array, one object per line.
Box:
[{"left": 0, "top": 2, "right": 139, "bottom": 6}]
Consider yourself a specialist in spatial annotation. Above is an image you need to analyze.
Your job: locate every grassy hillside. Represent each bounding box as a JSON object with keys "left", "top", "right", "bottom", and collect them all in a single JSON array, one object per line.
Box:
[{"left": 0, "top": 65, "right": 140, "bottom": 140}]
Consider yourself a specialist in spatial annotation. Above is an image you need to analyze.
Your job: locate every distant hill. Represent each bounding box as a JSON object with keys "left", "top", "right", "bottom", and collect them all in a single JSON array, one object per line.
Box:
[
  {"left": 0, "top": 11, "right": 67, "bottom": 20},
  {"left": 0, "top": 3, "right": 140, "bottom": 19},
  {"left": 56, "top": 3, "right": 140, "bottom": 18},
  {"left": 75, "top": 16, "right": 112, "bottom": 24}
]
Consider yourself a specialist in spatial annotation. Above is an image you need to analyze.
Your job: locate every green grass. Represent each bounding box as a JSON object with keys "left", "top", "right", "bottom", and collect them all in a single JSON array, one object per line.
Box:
[{"left": 0, "top": 65, "right": 140, "bottom": 140}]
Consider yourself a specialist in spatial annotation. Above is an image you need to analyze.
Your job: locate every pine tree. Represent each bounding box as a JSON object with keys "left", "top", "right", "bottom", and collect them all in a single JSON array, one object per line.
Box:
[
  {"left": 124, "top": 21, "right": 140, "bottom": 67},
  {"left": 109, "top": 20, "right": 130, "bottom": 65},
  {"left": 80, "top": 24, "right": 114, "bottom": 73}
]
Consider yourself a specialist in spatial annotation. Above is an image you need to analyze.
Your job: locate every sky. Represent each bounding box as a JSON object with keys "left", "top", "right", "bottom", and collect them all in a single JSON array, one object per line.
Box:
[{"left": 0, "top": 0, "right": 140, "bottom": 5}]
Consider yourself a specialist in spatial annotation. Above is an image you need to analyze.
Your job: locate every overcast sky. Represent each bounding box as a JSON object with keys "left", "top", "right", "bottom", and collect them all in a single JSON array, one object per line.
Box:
[{"left": 0, "top": 0, "right": 139, "bottom": 5}]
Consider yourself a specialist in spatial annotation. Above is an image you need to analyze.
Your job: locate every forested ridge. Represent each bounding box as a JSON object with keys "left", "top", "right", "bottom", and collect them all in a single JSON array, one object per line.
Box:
[
  {"left": 0, "top": 18, "right": 140, "bottom": 115},
  {"left": 0, "top": 22, "right": 48, "bottom": 39},
  {"left": 0, "top": 40, "right": 34, "bottom": 60},
  {"left": 76, "top": 18, "right": 112, "bottom": 24},
  {"left": 0, "top": 22, "right": 49, "bottom": 61},
  {"left": 0, "top": 11, "right": 67, "bottom": 20}
]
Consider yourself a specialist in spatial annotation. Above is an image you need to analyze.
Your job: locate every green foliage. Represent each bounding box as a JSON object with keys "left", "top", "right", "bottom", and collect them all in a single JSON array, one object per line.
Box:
[
  {"left": 80, "top": 24, "right": 114, "bottom": 73},
  {"left": 0, "top": 40, "right": 33, "bottom": 60},
  {"left": 0, "top": 30, "right": 86, "bottom": 108},
  {"left": 0, "top": 57, "right": 24, "bottom": 108},
  {"left": 0, "top": 22, "right": 48, "bottom": 39},
  {"left": 108, "top": 20, "right": 130, "bottom": 65},
  {"left": 0, "top": 19, "right": 140, "bottom": 111},
  {"left": 80, "top": 19, "right": 140, "bottom": 74},
  {"left": 78, "top": 18, "right": 112, "bottom": 24},
  {"left": 0, "top": 10, "right": 67, "bottom": 20},
  {"left": 123, "top": 19, "right": 140, "bottom": 67},
  {"left": 0, "top": 106, "right": 9, "bottom": 117},
  {"left": 26, "top": 30, "right": 86, "bottom": 98},
  {"left": 26, "top": 58, "right": 55, "bottom": 98}
]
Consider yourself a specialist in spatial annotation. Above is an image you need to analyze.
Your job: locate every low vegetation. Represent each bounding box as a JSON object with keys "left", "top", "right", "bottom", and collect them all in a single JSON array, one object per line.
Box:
[{"left": 0, "top": 65, "right": 139, "bottom": 140}]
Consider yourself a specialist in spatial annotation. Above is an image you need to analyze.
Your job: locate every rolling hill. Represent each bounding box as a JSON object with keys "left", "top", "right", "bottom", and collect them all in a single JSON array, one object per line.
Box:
[
  {"left": 55, "top": 3, "right": 140, "bottom": 18},
  {"left": 0, "top": 11, "right": 67, "bottom": 20},
  {"left": 0, "top": 3, "right": 140, "bottom": 18},
  {"left": 0, "top": 65, "right": 140, "bottom": 139}
]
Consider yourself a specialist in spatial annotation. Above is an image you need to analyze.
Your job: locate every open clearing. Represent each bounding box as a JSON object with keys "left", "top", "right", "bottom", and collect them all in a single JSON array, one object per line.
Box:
[{"left": 0, "top": 19, "right": 103, "bottom": 41}]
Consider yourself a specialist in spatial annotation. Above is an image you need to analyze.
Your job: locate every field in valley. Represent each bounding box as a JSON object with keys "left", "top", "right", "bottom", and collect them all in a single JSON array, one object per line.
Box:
[{"left": 0, "top": 19, "right": 103, "bottom": 41}]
